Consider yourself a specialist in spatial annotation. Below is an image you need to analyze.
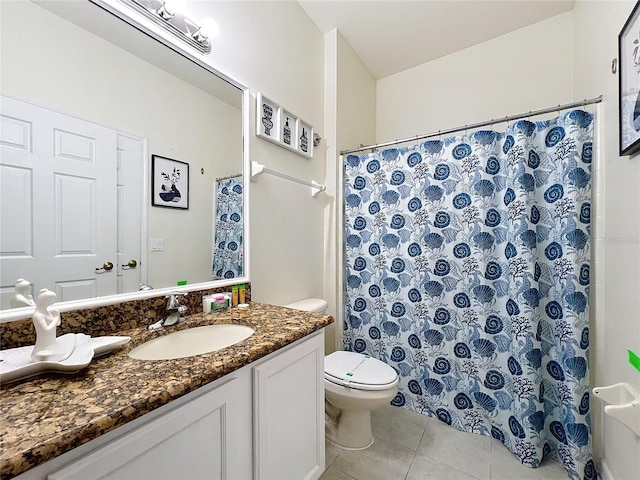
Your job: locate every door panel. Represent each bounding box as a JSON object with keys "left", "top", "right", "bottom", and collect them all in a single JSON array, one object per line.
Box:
[
  {"left": 54, "top": 173, "right": 97, "bottom": 255},
  {"left": 0, "top": 114, "right": 32, "bottom": 151},
  {"left": 55, "top": 279, "right": 97, "bottom": 303},
  {"left": 0, "top": 164, "right": 33, "bottom": 257}
]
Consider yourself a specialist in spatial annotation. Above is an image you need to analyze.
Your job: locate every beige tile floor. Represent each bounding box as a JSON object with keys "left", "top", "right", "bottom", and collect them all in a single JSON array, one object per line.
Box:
[{"left": 321, "top": 405, "right": 570, "bottom": 480}]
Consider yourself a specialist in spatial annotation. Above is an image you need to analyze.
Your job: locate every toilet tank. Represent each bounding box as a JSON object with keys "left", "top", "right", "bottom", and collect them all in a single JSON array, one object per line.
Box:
[{"left": 284, "top": 298, "right": 328, "bottom": 313}]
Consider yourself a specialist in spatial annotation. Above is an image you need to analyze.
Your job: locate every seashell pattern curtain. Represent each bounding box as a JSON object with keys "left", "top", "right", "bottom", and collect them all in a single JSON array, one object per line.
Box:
[
  {"left": 343, "top": 110, "right": 596, "bottom": 479},
  {"left": 212, "top": 177, "right": 243, "bottom": 280}
]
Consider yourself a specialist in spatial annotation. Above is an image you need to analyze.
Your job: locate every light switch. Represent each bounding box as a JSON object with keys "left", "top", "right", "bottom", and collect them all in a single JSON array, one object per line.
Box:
[{"left": 150, "top": 239, "right": 164, "bottom": 252}]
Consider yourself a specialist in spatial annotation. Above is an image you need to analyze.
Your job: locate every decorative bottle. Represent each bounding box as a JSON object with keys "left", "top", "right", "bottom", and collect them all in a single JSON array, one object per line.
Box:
[{"left": 283, "top": 117, "right": 291, "bottom": 145}]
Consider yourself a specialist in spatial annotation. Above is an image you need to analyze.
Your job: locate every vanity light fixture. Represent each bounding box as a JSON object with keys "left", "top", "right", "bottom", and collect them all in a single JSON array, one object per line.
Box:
[{"left": 118, "top": 0, "right": 212, "bottom": 54}]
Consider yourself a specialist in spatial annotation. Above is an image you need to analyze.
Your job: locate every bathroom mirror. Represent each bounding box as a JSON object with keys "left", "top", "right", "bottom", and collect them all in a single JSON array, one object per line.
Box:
[{"left": 0, "top": 0, "right": 249, "bottom": 318}]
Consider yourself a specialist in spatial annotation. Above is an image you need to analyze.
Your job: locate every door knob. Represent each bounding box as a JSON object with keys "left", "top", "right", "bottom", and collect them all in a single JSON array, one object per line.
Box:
[
  {"left": 95, "top": 261, "right": 114, "bottom": 273},
  {"left": 122, "top": 259, "right": 138, "bottom": 269}
]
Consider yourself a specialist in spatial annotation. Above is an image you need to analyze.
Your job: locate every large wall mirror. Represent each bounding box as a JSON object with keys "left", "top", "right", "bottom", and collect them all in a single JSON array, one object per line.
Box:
[{"left": 0, "top": 0, "right": 249, "bottom": 320}]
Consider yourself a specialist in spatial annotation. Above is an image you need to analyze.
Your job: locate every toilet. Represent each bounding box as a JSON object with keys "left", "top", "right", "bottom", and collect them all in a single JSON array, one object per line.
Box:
[{"left": 284, "top": 298, "right": 399, "bottom": 450}]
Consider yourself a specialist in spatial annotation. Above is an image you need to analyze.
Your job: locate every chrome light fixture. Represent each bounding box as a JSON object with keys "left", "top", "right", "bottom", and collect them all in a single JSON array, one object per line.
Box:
[{"left": 119, "top": 0, "right": 212, "bottom": 54}]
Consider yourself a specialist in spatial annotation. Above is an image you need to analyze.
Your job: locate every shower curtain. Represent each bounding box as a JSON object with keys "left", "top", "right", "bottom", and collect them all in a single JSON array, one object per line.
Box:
[
  {"left": 212, "top": 177, "right": 243, "bottom": 280},
  {"left": 343, "top": 110, "right": 595, "bottom": 479}
]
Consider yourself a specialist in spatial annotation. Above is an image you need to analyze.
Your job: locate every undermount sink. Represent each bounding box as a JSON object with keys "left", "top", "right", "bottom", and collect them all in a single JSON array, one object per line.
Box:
[{"left": 128, "top": 324, "right": 255, "bottom": 360}]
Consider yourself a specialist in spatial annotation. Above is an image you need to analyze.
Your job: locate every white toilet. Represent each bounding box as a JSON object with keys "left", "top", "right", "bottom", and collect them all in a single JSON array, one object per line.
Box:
[{"left": 285, "top": 298, "right": 400, "bottom": 450}]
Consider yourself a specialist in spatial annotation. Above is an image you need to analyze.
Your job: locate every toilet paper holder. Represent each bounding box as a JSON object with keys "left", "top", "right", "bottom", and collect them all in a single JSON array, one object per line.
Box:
[{"left": 592, "top": 382, "right": 640, "bottom": 436}]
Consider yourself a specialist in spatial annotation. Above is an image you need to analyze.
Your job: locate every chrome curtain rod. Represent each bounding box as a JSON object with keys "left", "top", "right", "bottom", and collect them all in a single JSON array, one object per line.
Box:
[
  {"left": 216, "top": 173, "right": 243, "bottom": 182},
  {"left": 340, "top": 95, "right": 603, "bottom": 155}
]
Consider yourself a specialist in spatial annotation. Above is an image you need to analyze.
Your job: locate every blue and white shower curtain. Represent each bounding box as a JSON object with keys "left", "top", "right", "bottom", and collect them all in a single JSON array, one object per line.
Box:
[
  {"left": 212, "top": 177, "right": 243, "bottom": 280},
  {"left": 344, "top": 110, "right": 595, "bottom": 479}
]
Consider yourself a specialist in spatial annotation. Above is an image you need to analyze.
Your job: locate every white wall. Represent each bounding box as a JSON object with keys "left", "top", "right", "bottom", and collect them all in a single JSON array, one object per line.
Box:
[
  {"left": 376, "top": 12, "right": 574, "bottom": 142},
  {"left": 183, "top": 1, "right": 326, "bottom": 306},
  {"left": 573, "top": 2, "right": 640, "bottom": 480},
  {"left": 323, "top": 30, "right": 376, "bottom": 353},
  {"left": 0, "top": 1, "right": 242, "bottom": 290}
]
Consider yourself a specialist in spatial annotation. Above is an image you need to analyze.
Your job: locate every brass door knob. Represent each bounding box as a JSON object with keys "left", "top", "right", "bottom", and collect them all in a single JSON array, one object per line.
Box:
[
  {"left": 122, "top": 259, "right": 138, "bottom": 269},
  {"left": 95, "top": 261, "right": 114, "bottom": 273}
]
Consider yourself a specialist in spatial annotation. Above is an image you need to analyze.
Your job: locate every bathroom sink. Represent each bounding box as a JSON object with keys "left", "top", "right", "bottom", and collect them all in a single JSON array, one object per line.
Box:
[{"left": 128, "top": 324, "right": 254, "bottom": 360}]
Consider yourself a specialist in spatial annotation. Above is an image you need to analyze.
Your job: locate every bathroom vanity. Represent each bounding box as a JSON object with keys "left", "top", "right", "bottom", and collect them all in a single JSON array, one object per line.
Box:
[{"left": 0, "top": 303, "right": 332, "bottom": 480}]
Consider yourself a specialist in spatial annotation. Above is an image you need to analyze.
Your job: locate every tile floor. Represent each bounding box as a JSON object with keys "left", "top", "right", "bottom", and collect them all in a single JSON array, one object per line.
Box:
[{"left": 320, "top": 405, "right": 570, "bottom": 480}]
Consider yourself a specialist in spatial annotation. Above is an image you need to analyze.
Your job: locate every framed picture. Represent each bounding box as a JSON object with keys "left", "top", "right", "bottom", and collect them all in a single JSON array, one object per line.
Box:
[
  {"left": 619, "top": 1, "right": 640, "bottom": 155},
  {"left": 255, "top": 91, "right": 314, "bottom": 159},
  {"left": 281, "top": 109, "right": 297, "bottom": 149},
  {"left": 256, "top": 92, "right": 280, "bottom": 140},
  {"left": 297, "top": 119, "right": 313, "bottom": 158},
  {"left": 151, "top": 155, "right": 189, "bottom": 209}
]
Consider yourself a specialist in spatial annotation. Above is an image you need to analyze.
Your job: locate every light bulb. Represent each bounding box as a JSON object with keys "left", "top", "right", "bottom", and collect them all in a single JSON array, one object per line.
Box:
[
  {"left": 162, "top": 0, "right": 185, "bottom": 16},
  {"left": 198, "top": 17, "right": 219, "bottom": 39},
  {"left": 169, "top": 12, "right": 189, "bottom": 32}
]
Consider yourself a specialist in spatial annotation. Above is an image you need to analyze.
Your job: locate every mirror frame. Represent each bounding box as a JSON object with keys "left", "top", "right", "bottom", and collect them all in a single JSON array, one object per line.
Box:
[{"left": 0, "top": 0, "right": 250, "bottom": 323}]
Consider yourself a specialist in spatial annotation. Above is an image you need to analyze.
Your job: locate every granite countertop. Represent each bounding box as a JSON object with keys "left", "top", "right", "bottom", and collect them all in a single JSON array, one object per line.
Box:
[{"left": 0, "top": 302, "right": 333, "bottom": 479}]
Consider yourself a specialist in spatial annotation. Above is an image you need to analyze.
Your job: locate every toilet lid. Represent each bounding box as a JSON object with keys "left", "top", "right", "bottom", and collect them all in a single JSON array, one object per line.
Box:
[{"left": 324, "top": 351, "right": 399, "bottom": 391}]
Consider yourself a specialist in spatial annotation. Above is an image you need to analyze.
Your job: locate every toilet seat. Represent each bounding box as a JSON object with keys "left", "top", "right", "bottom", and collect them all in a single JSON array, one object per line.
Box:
[{"left": 325, "top": 351, "right": 399, "bottom": 391}]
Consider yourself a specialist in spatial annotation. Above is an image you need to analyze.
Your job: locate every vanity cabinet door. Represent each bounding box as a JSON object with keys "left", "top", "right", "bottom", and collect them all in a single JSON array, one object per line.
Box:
[
  {"left": 253, "top": 331, "right": 325, "bottom": 480},
  {"left": 48, "top": 369, "right": 252, "bottom": 480}
]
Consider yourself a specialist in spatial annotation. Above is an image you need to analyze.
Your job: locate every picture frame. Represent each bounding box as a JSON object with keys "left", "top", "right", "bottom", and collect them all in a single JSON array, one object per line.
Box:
[
  {"left": 619, "top": 1, "right": 640, "bottom": 155},
  {"left": 281, "top": 109, "right": 297, "bottom": 149},
  {"left": 297, "top": 119, "right": 314, "bottom": 158},
  {"left": 151, "top": 155, "right": 189, "bottom": 209},
  {"left": 257, "top": 92, "right": 280, "bottom": 140}
]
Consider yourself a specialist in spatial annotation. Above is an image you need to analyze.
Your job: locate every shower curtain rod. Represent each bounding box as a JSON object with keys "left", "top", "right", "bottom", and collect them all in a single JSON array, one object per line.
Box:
[
  {"left": 340, "top": 95, "right": 603, "bottom": 155},
  {"left": 216, "top": 173, "right": 243, "bottom": 181}
]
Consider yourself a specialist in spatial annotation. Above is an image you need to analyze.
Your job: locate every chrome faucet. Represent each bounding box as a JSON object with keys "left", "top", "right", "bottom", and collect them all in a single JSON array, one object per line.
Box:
[
  {"left": 148, "top": 293, "right": 187, "bottom": 330},
  {"left": 164, "top": 293, "right": 187, "bottom": 326}
]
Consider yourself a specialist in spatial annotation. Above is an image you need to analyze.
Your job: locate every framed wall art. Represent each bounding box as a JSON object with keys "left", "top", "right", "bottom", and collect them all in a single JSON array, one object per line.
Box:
[
  {"left": 257, "top": 92, "right": 280, "bottom": 140},
  {"left": 255, "top": 92, "right": 313, "bottom": 159},
  {"left": 619, "top": 1, "right": 640, "bottom": 155},
  {"left": 297, "top": 119, "right": 314, "bottom": 157},
  {"left": 151, "top": 155, "right": 189, "bottom": 209},
  {"left": 281, "top": 109, "right": 297, "bottom": 149}
]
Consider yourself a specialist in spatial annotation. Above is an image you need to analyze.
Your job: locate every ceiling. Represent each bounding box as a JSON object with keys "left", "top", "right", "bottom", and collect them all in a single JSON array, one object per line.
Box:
[{"left": 298, "top": 0, "right": 575, "bottom": 80}]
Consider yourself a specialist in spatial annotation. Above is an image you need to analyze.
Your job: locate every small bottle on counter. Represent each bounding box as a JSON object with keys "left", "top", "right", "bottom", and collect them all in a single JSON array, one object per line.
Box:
[{"left": 231, "top": 285, "right": 239, "bottom": 307}]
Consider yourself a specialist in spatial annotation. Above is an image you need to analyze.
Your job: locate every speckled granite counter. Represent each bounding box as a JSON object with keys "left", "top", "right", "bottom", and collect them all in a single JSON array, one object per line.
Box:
[{"left": 0, "top": 302, "right": 333, "bottom": 479}]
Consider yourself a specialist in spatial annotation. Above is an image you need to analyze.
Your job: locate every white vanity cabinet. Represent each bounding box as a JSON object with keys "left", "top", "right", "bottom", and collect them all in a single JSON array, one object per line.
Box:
[
  {"left": 48, "top": 369, "right": 253, "bottom": 480},
  {"left": 253, "top": 331, "right": 325, "bottom": 480},
  {"left": 16, "top": 331, "right": 325, "bottom": 480}
]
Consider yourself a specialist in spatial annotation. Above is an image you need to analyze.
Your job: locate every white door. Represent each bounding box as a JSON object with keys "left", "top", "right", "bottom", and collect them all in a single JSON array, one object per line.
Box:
[
  {"left": 0, "top": 95, "right": 132, "bottom": 306},
  {"left": 116, "top": 133, "right": 145, "bottom": 294}
]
